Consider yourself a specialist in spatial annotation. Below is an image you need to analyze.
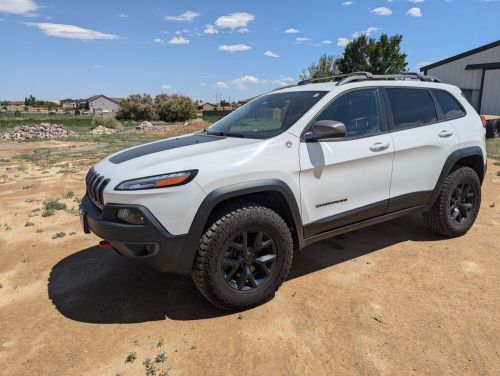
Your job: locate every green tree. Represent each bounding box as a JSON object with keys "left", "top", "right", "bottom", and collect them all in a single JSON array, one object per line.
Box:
[
  {"left": 155, "top": 94, "right": 197, "bottom": 122},
  {"left": 300, "top": 34, "right": 408, "bottom": 82},
  {"left": 299, "top": 54, "right": 341, "bottom": 82},
  {"left": 116, "top": 94, "right": 156, "bottom": 121},
  {"left": 220, "top": 99, "right": 230, "bottom": 107},
  {"left": 337, "top": 34, "right": 407, "bottom": 74},
  {"left": 24, "top": 94, "right": 36, "bottom": 107}
]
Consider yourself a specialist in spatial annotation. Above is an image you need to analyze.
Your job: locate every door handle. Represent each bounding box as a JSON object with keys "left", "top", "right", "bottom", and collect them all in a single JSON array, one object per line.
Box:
[
  {"left": 439, "top": 130, "right": 453, "bottom": 138},
  {"left": 369, "top": 142, "right": 390, "bottom": 152}
]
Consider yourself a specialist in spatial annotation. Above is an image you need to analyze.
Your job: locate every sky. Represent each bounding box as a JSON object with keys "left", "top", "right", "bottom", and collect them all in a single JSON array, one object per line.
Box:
[{"left": 1, "top": 0, "right": 499, "bottom": 102}]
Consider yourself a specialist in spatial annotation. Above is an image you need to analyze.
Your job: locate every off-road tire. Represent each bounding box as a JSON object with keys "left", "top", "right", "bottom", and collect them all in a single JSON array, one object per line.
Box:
[
  {"left": 191, "top": 203, "right": 293, "bottom": 311},
  {"left": 423, "top": 167, "right": 481, "bottom": 237}
]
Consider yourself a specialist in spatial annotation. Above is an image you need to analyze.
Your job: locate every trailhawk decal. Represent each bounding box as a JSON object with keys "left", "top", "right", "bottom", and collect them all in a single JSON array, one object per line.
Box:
[{"left": 109, "top": 134, "right": 225, "bottom": 164}]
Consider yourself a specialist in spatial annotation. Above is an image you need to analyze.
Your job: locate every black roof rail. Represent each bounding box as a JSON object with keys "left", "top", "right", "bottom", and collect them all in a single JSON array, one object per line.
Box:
[{"left": 297, "top": 71, "right": 442, "bottom": 86}]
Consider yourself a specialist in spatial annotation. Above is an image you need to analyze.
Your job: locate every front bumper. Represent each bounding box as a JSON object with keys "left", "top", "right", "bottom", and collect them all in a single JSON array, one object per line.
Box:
[{"left": 80, "top": 195, "right": 195, "bottom": 274}]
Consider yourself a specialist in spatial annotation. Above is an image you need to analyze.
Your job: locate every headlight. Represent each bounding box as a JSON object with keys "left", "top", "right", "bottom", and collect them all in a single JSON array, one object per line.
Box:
[{"left": 115, "top": 170, "right": 198, "bottom": 191}]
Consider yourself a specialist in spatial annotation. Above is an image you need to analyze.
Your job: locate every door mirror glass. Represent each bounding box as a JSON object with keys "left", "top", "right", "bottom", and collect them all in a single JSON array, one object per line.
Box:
[{"left": 306, "top": 120, "right": 347, "bottom": 140}]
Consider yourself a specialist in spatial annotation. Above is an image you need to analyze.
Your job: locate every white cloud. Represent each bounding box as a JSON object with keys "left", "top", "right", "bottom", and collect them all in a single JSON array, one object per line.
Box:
[
  {"left": 200, "top": 83, "right": 207, "bottom": 86},
  {"left": 237, "top": 27, "right": 249, "bottom": 33},
  {"left": 321, "top": 40, "right": 332, "bottom": 45},
  {"left": 407, "top": 7, "right": 422, "bottom": 17},
  {"left": 203, "top": 24, "right": 218, "bottom": 34},
  {"left": 337, "top": 37, "right": 350, "bottom": 47},
  {"left": 231, "top": 75, "right": 262, "bottom": 85},
  {"left": 352, "top": 26, "right": 380, "bottom": 38},
  {"left": 342, "top": 1, "right": 354, "bottom": 5},
  {"left": 117, "top": 14, "right": 128, "bottom": 18},
  {"left": 218, "top": 44, "right": 252, "bottom": 52},
  {"left": 93, "top": 65, "right": 104, "bottom": 69},
  {"left": 161, "top": 84, "right": 172, "bottom": 90},
  {"left": 295, "top": 37, "right": 311, "bottom": 44},
  {"left": 153, "top": 38, "right": 164, "bottom": 44},
  {"left": 26, "top": 22, "right": 120, "bottom": 40},
  {"left": 410, "top": 0, "right": 425, "bottom": 3},
  {"left": 168, "top": 36, "right": 189, "bottom": 45},
  {"left": 214, "top": 12, "right": 255, "bottom": 30},
  {"left": 264, "top": 50, "right": 280, "bottom": 58},
  {"left": 371, "top": 7, "right": 392, "bottom": 16},
  {"left": 214, "top": 81, "right": 230, "bottom": 88},
  {"left": 165, "top": 10, "right": 199, "bottom": 22},
  {"left": 0, "top": 0, "right": 37, "bottom": 15},
  {"left": 285, "top": 28, "right": 300, "bottom": 33},
  {"left": 272, "top": 76, "right": 294, "bottom": 87}
]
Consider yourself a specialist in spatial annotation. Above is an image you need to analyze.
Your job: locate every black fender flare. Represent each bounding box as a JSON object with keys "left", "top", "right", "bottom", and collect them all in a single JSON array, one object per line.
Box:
[
  {"left": 428, "top": 146, "right": 484, "bottom": 205},
  {"left": 176, "top": 179, "right": 303, "bottom": 273}
]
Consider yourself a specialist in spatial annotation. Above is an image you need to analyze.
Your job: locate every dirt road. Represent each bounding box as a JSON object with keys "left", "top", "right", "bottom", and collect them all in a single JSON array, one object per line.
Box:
[{"left": 0, "top": 141, "right": 499, "bottom": 375}]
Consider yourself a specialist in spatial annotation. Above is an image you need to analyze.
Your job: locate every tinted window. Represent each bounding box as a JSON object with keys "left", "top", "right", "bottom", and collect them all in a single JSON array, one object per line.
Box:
[
  {"left": 316, "top": 89, "right": 381, "bottom": 138},
  {"left": 207, "top": 91, "right": 327, "bottom": 139},
  {"left": 387, "top": 88, "right": 437, "bottom": 128},
  {"left": 432, "top": 90, "right": 466, "bottom": 119}
]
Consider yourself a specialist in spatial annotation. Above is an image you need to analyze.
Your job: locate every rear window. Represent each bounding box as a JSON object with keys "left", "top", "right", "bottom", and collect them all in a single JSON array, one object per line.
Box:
[
  {"left": 432, "top": 90, "right": 466, "bottom": 119},
  {"left": 387, "top": 88, "right": 437, "bottom": 128}
]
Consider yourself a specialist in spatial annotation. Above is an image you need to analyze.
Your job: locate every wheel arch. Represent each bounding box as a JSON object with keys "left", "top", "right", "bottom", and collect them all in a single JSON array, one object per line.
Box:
[
  {"left": 429, "top": 146, "right": 485, "bottom": 205},
  {"left": 176, "top": 180, "right": 303, "bottom": 273}
]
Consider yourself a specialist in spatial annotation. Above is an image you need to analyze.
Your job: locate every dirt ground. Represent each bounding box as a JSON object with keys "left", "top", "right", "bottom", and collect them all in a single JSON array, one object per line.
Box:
[{"left": 0, "top": 140, "right": 499, "bottom": 376}]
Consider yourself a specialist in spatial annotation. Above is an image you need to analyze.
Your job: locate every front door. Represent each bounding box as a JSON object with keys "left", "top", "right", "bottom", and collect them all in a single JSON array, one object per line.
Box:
[{"left": 299, "top": 88, "right": 394, "bottom": 238}]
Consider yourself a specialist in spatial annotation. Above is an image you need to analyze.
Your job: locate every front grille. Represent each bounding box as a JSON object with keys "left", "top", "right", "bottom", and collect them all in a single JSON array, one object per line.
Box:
[{"left": 85, "top": 168, "right": 110, "bottom": 209}]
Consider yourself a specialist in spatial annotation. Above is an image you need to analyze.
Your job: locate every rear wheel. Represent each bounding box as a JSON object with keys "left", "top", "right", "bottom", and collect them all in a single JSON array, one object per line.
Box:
[
  {"left": 423, "top": 167, "right": 481, "bottom": 237},
  {"left": 191, "top": 203, "right": 293, "bottom": 311}
]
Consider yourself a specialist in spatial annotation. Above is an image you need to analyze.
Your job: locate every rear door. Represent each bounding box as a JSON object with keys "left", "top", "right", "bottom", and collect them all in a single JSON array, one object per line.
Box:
[{"left": 384, "top": 87, "right": 460, "bottom": 212}]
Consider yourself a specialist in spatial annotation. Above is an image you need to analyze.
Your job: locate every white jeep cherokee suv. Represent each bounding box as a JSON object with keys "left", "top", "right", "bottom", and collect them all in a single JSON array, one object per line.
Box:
[{"left": 80, "top": 72, "right": 487, "bottom": 311}]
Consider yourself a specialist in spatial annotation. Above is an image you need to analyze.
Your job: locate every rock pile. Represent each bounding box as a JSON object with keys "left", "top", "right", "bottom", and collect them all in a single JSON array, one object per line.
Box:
[
  {"left": 136, "top": 121, "right": 154, "bottom": 130},
  {"left": 90, "top": 125, "right": 118, "bottom": 135},
  {"left": 0, "top": 123, "right": 76, "bottom": 140}
]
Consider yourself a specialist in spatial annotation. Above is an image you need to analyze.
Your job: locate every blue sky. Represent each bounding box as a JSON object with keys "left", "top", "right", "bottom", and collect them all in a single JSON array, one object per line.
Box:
[{"left": 0, "top": 0, "right": 499, "bottom": 102}]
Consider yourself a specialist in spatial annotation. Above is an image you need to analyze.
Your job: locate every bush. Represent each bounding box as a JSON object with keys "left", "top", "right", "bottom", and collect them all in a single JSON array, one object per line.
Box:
[
  {"left": 116, "top": 94, "right": 156, "bottom": 121},
  {"left": 155, "top": 94, "right": 197, "bottom": 122},
  {"left": 91, "top": 115, "right": 120, "bottom": 129}
]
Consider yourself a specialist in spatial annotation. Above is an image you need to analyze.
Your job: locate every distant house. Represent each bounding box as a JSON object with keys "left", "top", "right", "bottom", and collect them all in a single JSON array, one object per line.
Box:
[
  {"left": 198, "top": 102, "right": 217, "bottom": 111},
  {"left": 77, "top": 95, "right": 120, "bottom": 114}
]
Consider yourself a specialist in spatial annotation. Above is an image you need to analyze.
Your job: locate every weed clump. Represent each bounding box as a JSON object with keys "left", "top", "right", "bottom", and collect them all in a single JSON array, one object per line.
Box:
[
  {"left": 51, "top": 232, "right": 66, "bottom": 239},
  {"left": 42, "top": 199, "right": 67, "bottom": 217}
]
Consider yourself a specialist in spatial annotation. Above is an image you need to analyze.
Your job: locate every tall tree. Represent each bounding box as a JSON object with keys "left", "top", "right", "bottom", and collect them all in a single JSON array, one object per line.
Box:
[
  {"left": 299, "top": 34, "right": 408, "bottom": 82},
  {"left": 299, "top": 54, "right": 341, "bottom": 82},
  {"left": 338, "top": 34, "right": 407, "bottom": 74}
]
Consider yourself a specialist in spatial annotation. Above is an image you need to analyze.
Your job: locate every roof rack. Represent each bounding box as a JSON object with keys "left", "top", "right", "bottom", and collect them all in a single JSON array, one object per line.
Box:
[{"left": 298, "top": 71, "right": 442, "bottom": 86}]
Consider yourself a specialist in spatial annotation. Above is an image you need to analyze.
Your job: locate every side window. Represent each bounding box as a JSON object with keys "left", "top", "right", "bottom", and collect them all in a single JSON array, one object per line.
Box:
[
  {"left": 432, "top": 90, "right": 466, "bottom": 119},
  {"left": 386, "top": 88, "right": 437, "bottom": 128},
  {"left": 315, "top": 89, "right": 381, "bottom": 138}
]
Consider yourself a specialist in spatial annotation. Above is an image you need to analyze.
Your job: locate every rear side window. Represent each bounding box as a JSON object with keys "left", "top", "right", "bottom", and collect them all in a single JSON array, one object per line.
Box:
[
  {"left": 432, "top": 90, "right": 466, "bottom": 119},
  {"left": 386, "top": 88, "right": 437, "bottom": 128}
]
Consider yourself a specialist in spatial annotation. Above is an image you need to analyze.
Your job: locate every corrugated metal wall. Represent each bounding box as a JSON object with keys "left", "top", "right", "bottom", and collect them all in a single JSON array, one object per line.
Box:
[
  {"left": 482, "top": 70, "right": 500, "bottom": 115},
  {"left": 426, "top": 45, "right": 500, "bottom": 114}
]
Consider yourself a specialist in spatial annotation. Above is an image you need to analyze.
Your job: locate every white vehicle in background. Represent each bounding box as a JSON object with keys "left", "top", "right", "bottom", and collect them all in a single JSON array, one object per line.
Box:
[{"left": 80, "top": 72, "right": 487, "bottom": 311}]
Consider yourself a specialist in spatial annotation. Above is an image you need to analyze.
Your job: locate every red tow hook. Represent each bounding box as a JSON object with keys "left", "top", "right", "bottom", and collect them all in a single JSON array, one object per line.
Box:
[{"left": 98, "top": 240, "right": 112, "bottom": 249}]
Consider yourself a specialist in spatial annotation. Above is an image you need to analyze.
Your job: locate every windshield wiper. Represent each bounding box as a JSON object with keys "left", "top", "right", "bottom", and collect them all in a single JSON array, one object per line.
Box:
[{"left": 206, "top": 131, "right": 246, "bottom": 138}]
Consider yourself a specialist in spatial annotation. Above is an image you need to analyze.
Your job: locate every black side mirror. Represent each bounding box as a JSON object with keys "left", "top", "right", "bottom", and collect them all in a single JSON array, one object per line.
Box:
[{"left": 305, "top": 120, "right": 346, "bottom": 141}]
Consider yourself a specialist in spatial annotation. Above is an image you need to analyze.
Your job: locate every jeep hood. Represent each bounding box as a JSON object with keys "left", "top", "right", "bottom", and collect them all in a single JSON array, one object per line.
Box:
[{"left": 94, "top": 133, "right": 260, "bottom": 180}]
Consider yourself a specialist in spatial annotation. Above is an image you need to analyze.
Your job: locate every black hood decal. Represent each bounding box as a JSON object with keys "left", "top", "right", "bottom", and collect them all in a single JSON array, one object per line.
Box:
[{"left": 109, "top": 134, "right": 225, "bottom": 164}]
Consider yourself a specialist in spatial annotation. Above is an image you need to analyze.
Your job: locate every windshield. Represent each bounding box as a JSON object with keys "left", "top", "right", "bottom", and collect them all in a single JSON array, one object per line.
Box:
[{"left": 207, "top": 91, "right": 327, "bottom": 139}]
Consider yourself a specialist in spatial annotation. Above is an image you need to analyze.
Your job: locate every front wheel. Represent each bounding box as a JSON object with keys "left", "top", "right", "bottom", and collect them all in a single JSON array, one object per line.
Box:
[
  {"left": 191, "top": 203, "right": 294, "bottom": 311},
  {"left": 423, "top": 167, "right": 481, "bottom": 237}
]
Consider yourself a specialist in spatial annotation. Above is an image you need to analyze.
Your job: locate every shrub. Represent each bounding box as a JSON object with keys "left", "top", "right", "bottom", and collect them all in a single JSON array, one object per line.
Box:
[
  {"left": 155, "top": 94, "right": 197, "bottom": 122},
  {"left": 116, "top": 94, "right": 156, "bottom": 121},
  {"left": 91, "top": 115, "right": 120, "bottom": 129}
]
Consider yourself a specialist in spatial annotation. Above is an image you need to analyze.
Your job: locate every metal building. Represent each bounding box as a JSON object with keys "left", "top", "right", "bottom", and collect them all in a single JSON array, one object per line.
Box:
[{"left": 421, "top": 40, "right": 500, "bottom": 115}]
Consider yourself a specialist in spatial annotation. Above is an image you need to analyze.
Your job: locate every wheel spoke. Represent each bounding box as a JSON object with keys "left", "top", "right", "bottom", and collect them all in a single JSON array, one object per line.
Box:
[
  {"left": 242, "top": 231, "right": 248, "bottom": 250},
  {"left": 247, "top": 270, "right": 258, "bottom": 288},
  {"left": 252, "top": 231, "right": 264, "bottom": 252},
  {"left": 229, "top": 241, "right": 244, "bottom": 251},
  {"left": 223, "top": 258, "right": 241, "bottom": 281},
  {"left": 237, "top": 265, "right": 249, "bottom": 290}
]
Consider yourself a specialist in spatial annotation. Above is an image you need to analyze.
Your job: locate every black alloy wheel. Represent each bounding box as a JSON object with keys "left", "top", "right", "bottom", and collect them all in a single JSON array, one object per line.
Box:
[{"left": 222, "top": 229, "right": 277, "bottom": 291}]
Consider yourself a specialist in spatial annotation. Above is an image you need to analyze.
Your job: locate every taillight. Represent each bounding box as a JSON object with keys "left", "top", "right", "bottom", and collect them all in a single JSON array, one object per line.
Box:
[{"left": 480, "top": 115, "right": 487, "bottom": 128}]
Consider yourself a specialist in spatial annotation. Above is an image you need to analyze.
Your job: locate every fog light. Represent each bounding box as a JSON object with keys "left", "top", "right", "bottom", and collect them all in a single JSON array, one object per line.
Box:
[{"left": 117, "top": 208, "right": 146, "bottom": 224}]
